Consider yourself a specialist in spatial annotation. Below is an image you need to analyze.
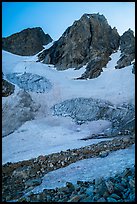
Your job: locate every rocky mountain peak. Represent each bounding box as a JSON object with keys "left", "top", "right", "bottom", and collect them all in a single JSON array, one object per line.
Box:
[
  {"left": 38, "top": 13, "right": 120, "bottom": 79},
  {"left": 81, "top": 13, "right": 108, "bottom": 23},
  {"left": 115, "top": 29, "right": 135, "bottom": 70},
  {"left": 120, "top": 28, "right": 135, "bottom": 53},
  {"left": 2, "top": 27, "right": 53, "bottom": 56}
]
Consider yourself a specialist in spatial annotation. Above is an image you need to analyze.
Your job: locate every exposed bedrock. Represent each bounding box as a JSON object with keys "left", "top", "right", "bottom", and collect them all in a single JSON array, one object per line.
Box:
[
  {"left": 2, "top": 27, "right": 53, "bottom": 56},
  {"left": 38, "top": 13, "right": 120, "bottom": 79},
  {"left": 115, "top": 29, "right": 135, "bottom": 70},
  {"left": 2, "top": 78, "right": 15, "bottom": 97}
]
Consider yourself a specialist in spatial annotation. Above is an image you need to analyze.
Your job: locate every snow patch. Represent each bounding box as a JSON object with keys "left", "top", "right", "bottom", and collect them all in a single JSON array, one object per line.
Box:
[
  {"left": 2, "top": 117, "right": 112, "bottom": 164},
  {"left": 43, "top": 41, "right": 54, "bottom": 50},
  {"left": 32, "top": 144, "right": 135, "bottom": 192}
]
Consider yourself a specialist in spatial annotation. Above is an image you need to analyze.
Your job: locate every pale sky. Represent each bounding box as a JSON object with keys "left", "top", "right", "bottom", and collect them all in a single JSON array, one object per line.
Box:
[{"left": 2, "top": 2, "right": 135, "bottom": 40}]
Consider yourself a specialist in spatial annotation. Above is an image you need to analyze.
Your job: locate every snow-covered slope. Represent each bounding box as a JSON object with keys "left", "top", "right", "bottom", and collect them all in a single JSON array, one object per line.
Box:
[
  {"left": 2, "top": 118, "right": 112, "bottom": 164},
  {"left": 2, "top": 49, "right": 135, "bottom": 106},
  {"left": 2, "top": 49, "right": 135, "bottom": 164}
]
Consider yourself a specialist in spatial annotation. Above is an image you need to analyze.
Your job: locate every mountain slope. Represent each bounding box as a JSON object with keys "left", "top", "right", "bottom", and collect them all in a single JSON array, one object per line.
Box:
[
  {"left": 2, "top": 14, "right": 135, "bottom": 202},
  {"left": 2, "top": 27, "right": 53, "bottom": 56},
  {"left": 115, "top": 29, "right": 135, "bottom": 69},
  {"left": 38, "top": 13, "right": 120, "bottom": 79},
  {"left": 2, "top": 48, "right": 135, "bottom": 164},
  {"left": 2, "top": 47, "right": 135, "bottom": 203}
]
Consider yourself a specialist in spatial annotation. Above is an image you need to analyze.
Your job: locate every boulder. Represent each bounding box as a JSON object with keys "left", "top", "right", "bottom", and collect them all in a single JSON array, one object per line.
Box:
[{"left": 25, "top": 178, "right": 42, "bottom": 188}]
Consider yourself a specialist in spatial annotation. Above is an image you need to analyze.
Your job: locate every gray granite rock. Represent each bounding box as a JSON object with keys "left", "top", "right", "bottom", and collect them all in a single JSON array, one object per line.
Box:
[
  {"left": 25, "top": 178, "right": 42, "bottom": 188},
  {"left": 2, "top": 27, "right": 53, "bottom": 56},
  {"left": 38, "top": 13, "right": 120, "bottom": 79},
  {"left": 115, "top": 29, "right": 135, "bottom": 69}
]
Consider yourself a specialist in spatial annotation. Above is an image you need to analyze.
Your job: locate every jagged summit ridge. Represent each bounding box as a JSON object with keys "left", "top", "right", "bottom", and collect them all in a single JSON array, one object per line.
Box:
[
  {"left": 2, "top": 27, "right": 53, "bottom": 56},
  {"left": 38, "top": 13, "right": 120, "bottom": 78},
  {"left": 2, "top": 13, "right": 135, "bottom": 79}
]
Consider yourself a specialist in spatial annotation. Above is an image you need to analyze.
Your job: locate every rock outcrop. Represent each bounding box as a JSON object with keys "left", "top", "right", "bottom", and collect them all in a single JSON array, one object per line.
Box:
[
  {"left": 2, "top": 78, "right": 15, "bottom": 97},
  {"left": 132, "top": 62, "right": 135, "bottom": 74},
  {"left": 79, "top": 54, "right": 111, "bottom": 79},
  {"left": 38, "top": 13, "right": 120, "bottom": 79},
  {"left": 115, "top": 29, "right": 135, "bottom": 69},
  {"left": 2, "top": 27, "right": 53, "bottom": 56}
]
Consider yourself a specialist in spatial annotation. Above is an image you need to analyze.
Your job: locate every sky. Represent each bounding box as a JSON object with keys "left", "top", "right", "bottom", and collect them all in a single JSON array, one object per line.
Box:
[{"left": 2, "top": 2, "right": 135, "bottom": 41}]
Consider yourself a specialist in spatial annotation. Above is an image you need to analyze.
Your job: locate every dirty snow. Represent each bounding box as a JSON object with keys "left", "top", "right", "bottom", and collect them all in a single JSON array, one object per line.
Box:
[
  {"left": 2, "top": 117, "right": 112, "bottom": 164},
  {"left": 31, "top": 144, "right": 135, "bottom": 192},
  {"left": 2, "top": 90, "right": 39, "bottom": 137}
]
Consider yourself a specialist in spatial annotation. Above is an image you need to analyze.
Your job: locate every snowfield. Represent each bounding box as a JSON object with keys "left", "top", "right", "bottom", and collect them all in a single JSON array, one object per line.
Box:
[
  {"left": 2, "top": 49, "right": 134, "bottom": 106},
  {"left": 2, "top": 117, "right": 112, "bottom": 164},
  {"left": 31, "top": 144, "right": 135, "bottom": 192},
  {"left": 2, "top": 49, "right": 135, "bottom": 165}
]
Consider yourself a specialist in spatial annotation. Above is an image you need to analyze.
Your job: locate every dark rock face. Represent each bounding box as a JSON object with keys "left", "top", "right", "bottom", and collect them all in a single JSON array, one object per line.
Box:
[
  {"left": 2, "top": 78, "right": 15, "bottom": 97},
  {"left": 2, "top": 27, "right": 53, "bottom": 56},
  {"left": 38, "top": 13, "right": 120, "bottom": 79},
  {"left": 132, "top": 62, "right": 135, "bottom": 74},
  {"left": 80, "top": 54, "right": 111, "bottom": 79},
  {"left": 115, "top": 29, "right": 135, "bottom": 69}
]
